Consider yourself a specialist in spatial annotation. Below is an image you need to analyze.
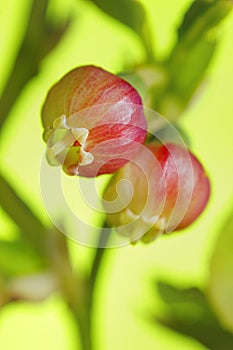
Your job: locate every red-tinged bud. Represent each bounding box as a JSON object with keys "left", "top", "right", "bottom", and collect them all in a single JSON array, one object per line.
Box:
[
  {"left": 41, "top": 65, "right": 147, "bottom": 177},
  {"left": 103, "top": 143, "right": 210, "bottom": 243}
]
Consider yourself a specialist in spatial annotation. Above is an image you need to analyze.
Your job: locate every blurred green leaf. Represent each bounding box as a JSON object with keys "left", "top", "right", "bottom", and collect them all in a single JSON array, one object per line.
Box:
[
  {"left": 88, "top": 0, "right": 154, "bottom": 61},
  {"left": 0, "top": 174, "right": 77, "bottom": 306},
  {"left": 208, "top": 206, "right": 233, "bottom": 332},
  {"left": 0, "top": 0, "right": 70, "bottom": 128},
  {"left": 0, "top": 174, "right": 47, "bottom": 254},
  {"left": 154, "top": 0, "right": 233, "bottom": 120},
  {"left": 0, "top": 240, "right": 47, "bottom": 277},
  {"left": 88, "top": 0, "right": 145, "bottom": 34},
  {"left": 167, "top": 0, "right": 233, "bottom": 102},
  {"left": 168, "top": 37, "right": 217, "bottom": 102},
  {"left": 153, "top": 281, "right": 233, "bottom": 350},
  {"left": 156, "top": 282, "right": 219, "bottom": 326},
  {"left": 178, "top": 0, "right": 233, "bottom": 44}
]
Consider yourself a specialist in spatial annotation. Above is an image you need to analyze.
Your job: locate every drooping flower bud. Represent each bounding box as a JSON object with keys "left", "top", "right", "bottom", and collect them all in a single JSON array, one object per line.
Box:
[
  {"left": 103, "top": 143, "right": 210, "bottom": 243},
  {"left": 41, "top": 65, "right": 147, "bottom": 177}
]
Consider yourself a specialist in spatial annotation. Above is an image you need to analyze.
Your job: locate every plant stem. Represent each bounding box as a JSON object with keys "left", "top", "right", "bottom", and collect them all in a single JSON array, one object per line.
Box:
[
  {"left": 70, "top": 300, "right": 93, "bottom": 350},
  {"left": 72, "top": 222, "right": 111, "bottom": 350},
  {"left": 90, "top": 223, "right": 111, "bottom": 289}
]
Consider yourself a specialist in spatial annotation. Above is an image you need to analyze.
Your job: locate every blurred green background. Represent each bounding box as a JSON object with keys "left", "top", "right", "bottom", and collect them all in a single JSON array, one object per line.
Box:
[{"left": 0, "top": 0, "right": 233, "bottom": 349}]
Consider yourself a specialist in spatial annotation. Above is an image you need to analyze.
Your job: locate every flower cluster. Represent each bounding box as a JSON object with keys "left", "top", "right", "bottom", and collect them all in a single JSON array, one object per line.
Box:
[{"left": 41, "top": 65, "right": 210, "bottom": 243}]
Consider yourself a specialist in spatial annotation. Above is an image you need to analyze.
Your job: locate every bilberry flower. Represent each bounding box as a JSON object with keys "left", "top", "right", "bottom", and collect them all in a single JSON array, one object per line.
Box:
[
  {"left": 103, "top": 143, "right": 210, "bottom": 243},
  {"left": 41, "top": 65, "right": 147, "bottom": 177}
]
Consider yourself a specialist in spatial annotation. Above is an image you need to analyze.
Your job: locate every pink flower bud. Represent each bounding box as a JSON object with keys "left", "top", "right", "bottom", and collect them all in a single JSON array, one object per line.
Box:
[
  {"left": 103, "top": 143, "right": 210, "bottom": 243},
  {"left": 41, "top": 65, "right": 147, "bottom": 177}
]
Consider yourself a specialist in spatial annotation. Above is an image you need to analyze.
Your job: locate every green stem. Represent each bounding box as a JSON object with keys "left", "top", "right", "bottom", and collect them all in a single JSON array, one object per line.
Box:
[
  {"left": 71, "top": 300, "right": 93, "bottom": 350},
  {"left": 72, "top": 222, "right": 111, "bottom": 350},
  {"left": 0, "top": 174, "right": 47, "bottom": 253},
  {"left": 90, "top": 223, "right": 111, "bottom": 288}
]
